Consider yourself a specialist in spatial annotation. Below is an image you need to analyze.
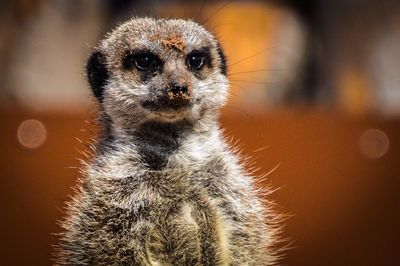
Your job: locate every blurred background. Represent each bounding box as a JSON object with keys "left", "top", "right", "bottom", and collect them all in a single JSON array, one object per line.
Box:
[{"left": 1, "top": 0, "right": 399, "bottom": 265}]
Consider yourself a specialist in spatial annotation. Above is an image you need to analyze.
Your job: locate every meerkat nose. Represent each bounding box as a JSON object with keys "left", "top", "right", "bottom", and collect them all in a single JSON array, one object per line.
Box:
[
  {"left": 164, "top": 82, "right": 192, "bottom": 108},
  {"left": 170, "top": 83, "right": 188, "bottom": 94}
]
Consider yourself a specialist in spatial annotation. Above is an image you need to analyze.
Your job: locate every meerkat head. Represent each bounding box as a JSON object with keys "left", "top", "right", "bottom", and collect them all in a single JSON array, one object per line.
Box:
[{"left": 86, "top": 17, "right": 228, "bottom": 133}]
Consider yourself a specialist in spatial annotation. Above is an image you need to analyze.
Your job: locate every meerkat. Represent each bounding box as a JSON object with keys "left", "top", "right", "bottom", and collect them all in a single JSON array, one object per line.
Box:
[{"left": 56, "top": 17, "right": 280, "bottom": 265}]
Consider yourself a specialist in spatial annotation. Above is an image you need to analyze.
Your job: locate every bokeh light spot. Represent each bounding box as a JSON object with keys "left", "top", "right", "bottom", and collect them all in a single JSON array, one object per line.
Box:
[
  {"left": 17, "top": 119, "right": 47, "bottom": 149},
  {"left": 358, "top": 129, "right": 389, "bottom": 159}
]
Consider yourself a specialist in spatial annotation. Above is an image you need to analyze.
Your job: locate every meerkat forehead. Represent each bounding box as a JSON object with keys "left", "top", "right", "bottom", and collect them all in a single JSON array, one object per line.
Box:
[{"left": 99, "top": 18, "right": 218, "bottom": 62}]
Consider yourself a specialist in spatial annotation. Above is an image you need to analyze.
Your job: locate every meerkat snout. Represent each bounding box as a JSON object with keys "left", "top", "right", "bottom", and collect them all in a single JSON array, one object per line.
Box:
[{"left": 161, "top": 61, "right": 193, "bottom": 108}]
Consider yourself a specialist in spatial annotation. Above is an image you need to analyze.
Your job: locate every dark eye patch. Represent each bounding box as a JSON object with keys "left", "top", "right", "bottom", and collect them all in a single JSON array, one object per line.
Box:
[
  {"left": 122, "top": 51, "right": 163, "bottom": 73},
  {"left": 186, "top": 48, "right": 212, "bottom": 72}
]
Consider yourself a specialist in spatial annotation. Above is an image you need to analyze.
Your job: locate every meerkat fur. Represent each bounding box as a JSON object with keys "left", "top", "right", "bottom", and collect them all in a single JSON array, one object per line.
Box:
[{"left": 55, "top": 17, "right": 281, "bottom": 265}]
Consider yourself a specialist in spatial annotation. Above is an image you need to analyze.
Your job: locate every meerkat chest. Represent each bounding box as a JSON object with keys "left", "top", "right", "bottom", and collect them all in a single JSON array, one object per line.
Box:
[
  {"left": 99, "top": 168, "right": 233, "bottom": 265},
  {"left": 93, "top": 146, "right": 236, "bottom": 264}
]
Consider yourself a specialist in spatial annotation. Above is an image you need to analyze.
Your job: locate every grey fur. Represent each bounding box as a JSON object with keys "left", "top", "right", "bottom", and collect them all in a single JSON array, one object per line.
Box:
[{"left": 56, "top": 18, "right": 280, "bottom": 265}]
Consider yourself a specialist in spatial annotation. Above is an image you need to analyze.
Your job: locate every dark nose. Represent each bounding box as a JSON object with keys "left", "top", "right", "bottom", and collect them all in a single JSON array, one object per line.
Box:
[
  {"left": 164, "top": 82, "right": 192, "bottom": 107},
  {"left": 169, "top": 83, "right": 189, "bottom": 95}
]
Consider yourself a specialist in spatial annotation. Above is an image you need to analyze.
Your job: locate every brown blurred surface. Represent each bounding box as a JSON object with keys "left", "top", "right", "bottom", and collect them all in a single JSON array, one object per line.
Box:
[{"left": 1, "top": 107, "right": 399, "bottom": 265}]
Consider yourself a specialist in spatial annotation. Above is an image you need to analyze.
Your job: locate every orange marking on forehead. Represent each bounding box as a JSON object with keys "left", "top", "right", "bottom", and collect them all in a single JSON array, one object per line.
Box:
[{"left": 160, "top": 32, "right": 187, "bottom": 53}]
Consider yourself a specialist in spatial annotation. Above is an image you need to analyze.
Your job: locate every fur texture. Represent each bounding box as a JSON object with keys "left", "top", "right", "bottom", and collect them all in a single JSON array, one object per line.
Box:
[{"left": 56, "top": 18, "right": 280, "bottom": 265}]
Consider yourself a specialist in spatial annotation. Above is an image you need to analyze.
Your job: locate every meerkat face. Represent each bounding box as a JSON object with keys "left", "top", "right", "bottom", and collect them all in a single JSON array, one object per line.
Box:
[{"left": 86, "top": 18, "right": 228, "bottom": 130}]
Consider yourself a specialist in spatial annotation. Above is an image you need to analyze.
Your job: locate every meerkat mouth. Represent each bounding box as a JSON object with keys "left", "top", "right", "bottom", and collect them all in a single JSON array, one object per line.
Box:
[
  {"left": 140, "top": 99, "right": 193, "bottom": 111},
  {"left": 140, "top": 97, "right": 194, "bottom": 122}
]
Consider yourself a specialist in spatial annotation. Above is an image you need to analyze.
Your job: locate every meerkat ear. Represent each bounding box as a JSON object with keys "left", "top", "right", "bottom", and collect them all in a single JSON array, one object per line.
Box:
[
  {"left": 216, "top": 43, "right": 227, "bottom": 76},
  {"left": 86, "top": 51, "right": 109, "bottom": 102}
]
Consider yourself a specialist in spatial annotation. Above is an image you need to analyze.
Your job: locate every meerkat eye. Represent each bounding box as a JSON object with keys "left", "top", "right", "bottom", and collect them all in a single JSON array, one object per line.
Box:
[
  {"left": 187, "top": 53, "right": 206, "bottom": 71},
  {"left": 134, "top": 53, "right": 156, "bottom": 70},
  {"left": 123, "top": 52, "right": 161, "bottom": 72}
]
